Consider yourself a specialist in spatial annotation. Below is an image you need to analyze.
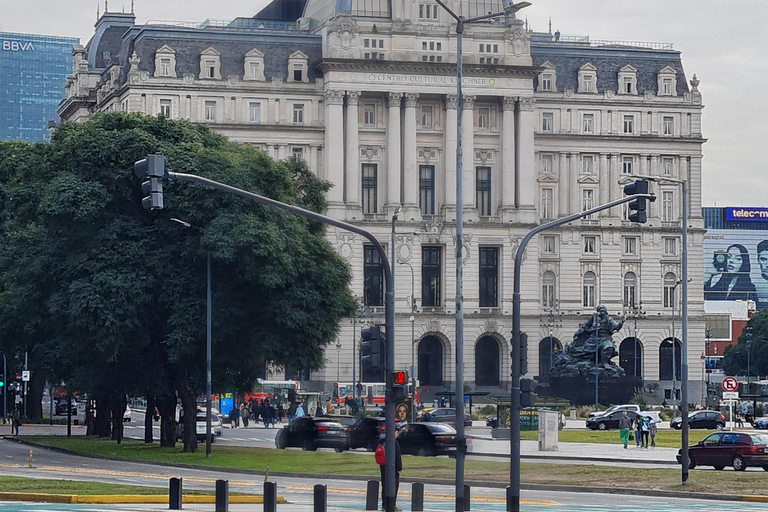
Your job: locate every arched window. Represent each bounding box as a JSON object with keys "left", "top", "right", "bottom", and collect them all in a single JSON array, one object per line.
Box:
[
  {"left": 619, "top": 337, "right": 642, "bottom": 378},
  {"left": 475, "top": 336, "right": 499, "bottom": 386},
  {"left": 582, "top": 271, "right": 596, "bottom": 307},
  {"left": 538, "top": 337, "right": 562, "bottom": 383},
  {"left": 623, "top": 272, "right": 637, "bottom": 308},
  {"left": 418, "top": 336, "right": 443, "bottom": 386},
  {"left": 663, "top": 272, "right": 677, "bottom": 309},
  {"left": 542, "top": 271, "right": 556, "bottom": 309},
  {"left": 659, "top": 338, "right": 682, "bottom": 381}
]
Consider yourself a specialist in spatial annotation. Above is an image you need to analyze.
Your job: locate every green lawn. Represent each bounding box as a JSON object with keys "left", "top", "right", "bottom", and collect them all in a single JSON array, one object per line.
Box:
[
  {"left": 519, "top": 428, "right": 714, "bottom": 448},
  {"left": 0, "top": 475, "right": 211, "bottom": 495}
]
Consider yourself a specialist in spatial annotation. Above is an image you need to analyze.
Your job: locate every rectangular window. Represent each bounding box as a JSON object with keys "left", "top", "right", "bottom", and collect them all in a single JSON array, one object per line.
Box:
[
  {"left": 541, "top": 235, "right": 556, "bottom": 254},
  {"left": 662, "top": 190, "right": 674, "bottom": 221},
  {"left": 583, "top": 236, "right": 596, "bottom": 254},
  {"left": 205, "top": 60, "right": 216, "bottom": 78},
  {"left": 476, "top": 166, "right": 492, "bottom": 216},
  {"left": 583, "top": 75, "right": 594, "bottom": 92},
  {"left": 248, "top": 102, "right": 261, "bottom": 123},
  {"left": 422, "top": 246, "right": 442, "bottom": 307},
  {"left": 582, "top": 113, "right": 594, "bottom": 133},
  {"left": 622, "top": 156, "right": 634, "bottom": 174},
  {"left": 541, "top": 154, "right": 553, "bottom": 174},
  {"left": 542, "top": 272, "right": 555, "bottom": 309},
  {"left": 420, "top": 106, "right": 432, "bottom": 128},
  {"left": 160, "top": 58, "right": 172, "bottom": 76},
  {"left": 624, "top": 237, "right": 638, "bottom": 255},
  {"left": 363, "top": 245, "right": 384, "bottom": 307},
  {"left": 419, "top": 3, "right": 438, "bottom": 19},
  {"left": 291, "top": 147, "right": 304, "bottom": 160},
  {"left": 582, "top": 189, "right": 595, "bottom": 219},
  {"left": 663, "top": 237, "right": 677, "bottom": 256},
  {"left": 419, "top": 165, "right": 435, "bottom": 215},
  {"left": 249, "top": 61, "right": 260, "bottom": 80},
  {"left": 477, "top": 107, "right": 490, "bottom": 129},
  {"left": 542, "top": 112, "right": 553, "bottom": 132},
  {"left": 292, "top": 104, "right": 304, "bottom": 124},
  {"left": 664, "top": 281, "right": 675, "bottom": 309},
  {"left": 364, "top": 103, "right": 376, "bottom": 126},
  {"left": 541, "top": 188, "right": 554, "bottom": 220},
  {"left": 662, "top": 78, "right": 673, "bottom": 95},
  {"left": 623, "top": 77, "right": 633, "bottom": 94},
  {"left": 623, "top": 115, "right": 634, "bottom": 134},
  {"left": 624, "top": 275, "right": 637, "bottom": 308},
  {"left": 662, "top": 157, "right": 673, "bottom": 175},
  {"left": 479, "top": 247, "right": 499, "bottom": 307},
  {"left": 663, "top": 116, "right": 674, "bottom": 135},
  {"left": 204, "top": 100, "right": 216, "bottom": 122},
  {"left": 159, "top": 99, "right": 171, "bottom": 118},
  {"left": 541, "top": 73, "right": 552, "bottom": 91},
  {"left": 293, "top": 65, "right": 303, "bottom": 82},
  {"left": 361, "top": 164, "right": 377, "bottom": 214},
  {"left": 583, "top": 274, "right": 596, "bottom": 308},
  {"left": 582, "top": 154, "right": 594, "bottom": 174}
]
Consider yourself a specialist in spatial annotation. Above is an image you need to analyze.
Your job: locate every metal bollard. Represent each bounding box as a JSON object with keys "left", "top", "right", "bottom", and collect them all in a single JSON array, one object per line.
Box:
[
  {"left": 313, "top": 484, "right": 327, "bottom": 512},
  {"left": 365, "top": 480, "right": 379, "bottom": 510},
  {"left": 169, "top": 477, "right": 182, "bottom": 510},
  {"left": 264, "top": 481, "right": 277, "bottom": 512},
  {"left": 215, "top": 479, "right": 228, "bottom": 512},
  {"left": 411, "top": 482, "right": 424, "bottom": 512},
  {"left": 464, "top": 484, "right": 471, "bottom": 511}
]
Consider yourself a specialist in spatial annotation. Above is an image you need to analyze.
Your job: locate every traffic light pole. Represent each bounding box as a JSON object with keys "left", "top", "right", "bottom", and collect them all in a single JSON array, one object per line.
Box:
[
  {"left": 163, "top": 171, "right": 398, "bottom": 511},
  {"left": 1, "top": 354, "right": 6, "bottom": 425},
  {"left": 508, "top": 193, "right": 653, "bottom": 512}
]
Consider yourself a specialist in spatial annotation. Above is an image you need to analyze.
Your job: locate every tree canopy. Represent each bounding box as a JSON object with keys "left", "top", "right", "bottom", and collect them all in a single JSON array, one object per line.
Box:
[
  {"left": 0, "top": 113, "right": 356, "bottom": 449},
  {"left": 722, "top": 309, "right": 768, "bottom": 378}
]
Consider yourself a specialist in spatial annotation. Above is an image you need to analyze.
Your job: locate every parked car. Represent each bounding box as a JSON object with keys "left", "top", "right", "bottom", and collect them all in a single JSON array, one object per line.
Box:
[
  {"left": 587, "top": 410, "right": 639, "bottom": 430},
  {"left": 753, "top": 417, "right": 768, "bottom": 430},
  {"left": 397, "top": 422, "right": 458, "bottom": 457},
  {"left": 640, "top": 411, "right": 662, "bottom": 424},
  {"left": 677, "top": 431, "right": 768, "bottom": 471},
  {"left": 417, "top": 407, "right": 472, "bottom": 427},
  {"left": 274, "top": 417, "right": 348, "bottom": 452},
  {"left": 123, "top": 405, "right": 132, "bottom": 422},
  {"left": 671, "top": 410, "right": 725, "bottom": 430},
  {"left": 348, "top": 416, "right": 385, "bottom": 451},
  {"left": 54, "top": 398, "right": 78, "bottom": 415},
  {"left": 176, "top": 409, "right": 223, "bottom": 442},
  {"left": 587, "top": 404, "right": 641, "bottom": 419}
]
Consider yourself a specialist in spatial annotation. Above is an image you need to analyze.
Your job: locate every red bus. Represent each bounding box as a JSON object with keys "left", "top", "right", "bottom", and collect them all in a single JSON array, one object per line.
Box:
[{"left": 332, "top": 382, "right": 386, "bottom": 406}]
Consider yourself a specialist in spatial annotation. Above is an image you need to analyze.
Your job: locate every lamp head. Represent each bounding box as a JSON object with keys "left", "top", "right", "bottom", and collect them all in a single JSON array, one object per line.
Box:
[{"left": 504, "top": 1, "right": 532, "bottom": 14}]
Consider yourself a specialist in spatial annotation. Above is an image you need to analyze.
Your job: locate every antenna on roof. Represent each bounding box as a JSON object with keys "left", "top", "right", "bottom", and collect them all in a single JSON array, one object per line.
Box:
[
  {"left": 97, "top": 3, "right": 100, "bottom": 20},
  {"left": 549, "top": 16, "right": 551, "bottom": 34},
  {"left": 105, "top": 1, "right": 109, "bottom": 13},
  {"left": 131, "top": 0, "right": 134, "bottom": 13}
]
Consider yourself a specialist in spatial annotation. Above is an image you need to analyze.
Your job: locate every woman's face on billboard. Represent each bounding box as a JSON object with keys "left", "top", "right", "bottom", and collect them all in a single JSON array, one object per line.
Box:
[{"left": 727, "top": 247, "right": 744, "bottom": 273}]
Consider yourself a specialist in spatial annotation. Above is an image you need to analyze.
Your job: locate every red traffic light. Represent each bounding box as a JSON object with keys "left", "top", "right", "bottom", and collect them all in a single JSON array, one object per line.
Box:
[{"left": 393, "top": 371, "right": 407, "bottom": 385}]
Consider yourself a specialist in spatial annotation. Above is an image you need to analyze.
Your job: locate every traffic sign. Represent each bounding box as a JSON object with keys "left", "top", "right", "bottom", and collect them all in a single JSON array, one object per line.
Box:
[
  {"left": 21, "top": 371, "right": 30, "bottom": 382},
  {"left": 722, "top": 376, "right": 738, "bottom": 392},
  {"left": 723, "top": 391, "right": 739, "bottom": 399}
]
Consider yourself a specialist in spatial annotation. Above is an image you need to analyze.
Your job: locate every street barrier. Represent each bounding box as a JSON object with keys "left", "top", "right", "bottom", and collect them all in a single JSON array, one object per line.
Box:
[
  {"left": 264, "top": 481, "right": 277, "bottom": 512},
  {"left": 215, "top": 479, "right": 228, "bottom": 512},
  {"left": 313, "top": 484, "right": 327, "bottom": 512},
  {"left": 411, "top": 482, "right": 424, "bottom": 511},
  {"left": 365, "top": 480, "right": 378, "bottom": 510},
  {"left": 169, "top": 477, "right": 182, "bottom": 510}
]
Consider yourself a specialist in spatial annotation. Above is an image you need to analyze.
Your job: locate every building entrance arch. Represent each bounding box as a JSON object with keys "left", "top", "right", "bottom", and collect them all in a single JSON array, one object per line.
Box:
[
  {"left": 475, "top": 335, "right": 500, "bottom": 386},
  {"left": 418, "top": 335, "right": 444, "bottom": 387},
  {"left": 619, "top": 337, "right": 643, "bottom": 378},
  {"left": 538, "top": 337, "right": 562, "bottom": 383}
]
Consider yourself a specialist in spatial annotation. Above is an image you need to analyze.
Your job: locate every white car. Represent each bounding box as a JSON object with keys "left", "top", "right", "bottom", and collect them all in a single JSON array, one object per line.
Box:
[
  {"left": 176, "top": 409, "right": 222, "bottom": 441},
  {"left": 123, "top": 405, "right": 132, "bottom": 422}
]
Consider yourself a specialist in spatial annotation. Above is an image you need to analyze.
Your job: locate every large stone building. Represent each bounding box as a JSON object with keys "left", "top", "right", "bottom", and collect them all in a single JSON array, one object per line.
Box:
[{"left": 59, "top": 0, "right": 707, "bottom": 405}]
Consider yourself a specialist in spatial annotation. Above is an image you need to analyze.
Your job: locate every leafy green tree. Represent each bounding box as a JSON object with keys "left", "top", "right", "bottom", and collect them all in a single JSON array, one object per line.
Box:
[
  {"left": 723, "top": 310, "right": 768, "bottom": 382},
  {"left": 0, "top": 113, "right": 357, "bottom": 450}
]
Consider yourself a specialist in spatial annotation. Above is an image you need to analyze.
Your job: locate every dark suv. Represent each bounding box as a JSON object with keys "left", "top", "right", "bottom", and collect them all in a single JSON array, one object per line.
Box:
[
  {"left": 678, "top": 431, "right": 768, "bottom": 471},
  {"left": 671, "top": 410, "right": 725, "bottom": 430}
]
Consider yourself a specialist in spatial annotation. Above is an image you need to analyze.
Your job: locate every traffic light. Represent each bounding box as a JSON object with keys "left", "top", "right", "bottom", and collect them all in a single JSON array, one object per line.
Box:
[
  {"left": 519, "top": 332, "right": 528, "bottom": 375},
  {"left": 134, "top": 154, "right": 166, "bottom": 210},
  {"left": 520, "top": 378, "right": 538, "bottom": 408},
  {"left": 392, "top": 370, "right": 408, "bottom": 400},
  {"left": 623, "top": 179, "right": 655, "bottom": 224},
  {"left": 360, "top": 325, "right": 385, "bottom": 381}
]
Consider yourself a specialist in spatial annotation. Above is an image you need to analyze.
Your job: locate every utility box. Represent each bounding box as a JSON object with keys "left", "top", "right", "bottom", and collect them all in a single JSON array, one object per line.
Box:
[{"left": 538, "top": 410, "right": 559, "bottom": 451}]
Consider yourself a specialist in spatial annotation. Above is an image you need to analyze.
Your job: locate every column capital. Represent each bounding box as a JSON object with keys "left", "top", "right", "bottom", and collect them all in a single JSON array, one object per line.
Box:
[
  {"left": 405, "top": 92, "right": 419, "bottom": 108},
  {"left": 324, "top": 89, "right": 345, "bottom": 105},
  {"left": 463, "top": 94, "right": 477, "bottom": 109},
  {"left": 346, "top": 91, "right": 361, "bottom": 105},
  {"left": 387, "top": 91, "right": 403, "bottom": 106},
  {"left": 518, "top": 96, "right": 536, "bottom": 111},
  {"left": 445, "top": 94, "right": 457, "bottom": 109},
  {"left": 503, "top": 96, "right": 516, "bottom": 111}
]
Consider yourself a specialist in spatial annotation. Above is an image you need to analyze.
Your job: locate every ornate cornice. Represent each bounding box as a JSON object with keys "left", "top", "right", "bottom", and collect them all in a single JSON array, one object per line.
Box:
[{"left": 316, "top": 58, "right": 543, "bottom": 79}]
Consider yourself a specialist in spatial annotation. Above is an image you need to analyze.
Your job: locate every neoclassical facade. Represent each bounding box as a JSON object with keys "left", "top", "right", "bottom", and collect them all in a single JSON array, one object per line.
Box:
[{"left": 59, "top": 0, "right": 707, "bottom": 404}]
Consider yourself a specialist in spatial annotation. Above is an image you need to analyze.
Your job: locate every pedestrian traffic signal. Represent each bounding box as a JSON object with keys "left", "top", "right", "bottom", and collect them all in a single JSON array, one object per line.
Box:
[
  {"left": 392, "top": 371, "right": 408, "bottom": 385},
  {"left": 623, "top": 179, "right": 655, "bottom": 224},
  {"left": 134, "top": 154, "right": 166, "bottom": 210},
  {"left": 360, "top": 325, "right": 385, "bottom": 381},
  {"left": 520, "top": 378, "right": 538, "bottom": 408}
]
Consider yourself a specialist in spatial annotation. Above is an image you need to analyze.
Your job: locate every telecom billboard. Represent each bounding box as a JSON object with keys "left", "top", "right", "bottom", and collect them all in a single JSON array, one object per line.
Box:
[{"left": 703, "top": 229, "right": 768, "bottom": 309}]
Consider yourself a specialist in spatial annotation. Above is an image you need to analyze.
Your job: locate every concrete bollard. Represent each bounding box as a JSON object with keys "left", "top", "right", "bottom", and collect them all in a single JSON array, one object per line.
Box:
[
  {"left": 169, "top": 477, "right": 182, "bottom": 510},
  {"left": 411, "top": 482, "right": 424, "bottom": 511},
  {"left": 28, "top": 449, "right": 32, "bottom": 468},
  {"left": 464, "top": 484, "right": 471, "bottom": 511},
  {"left": 365, "top": 480, "right": 379, "bottom": 510},
  {"left": 264, "top": 481, "right": 277, "bottom": 512},
  {"left": 215, "top": 479, "right": 228, "bottom": 512},
  {"left": 313, "top": 484, "right": 327, "bottom": 512}
]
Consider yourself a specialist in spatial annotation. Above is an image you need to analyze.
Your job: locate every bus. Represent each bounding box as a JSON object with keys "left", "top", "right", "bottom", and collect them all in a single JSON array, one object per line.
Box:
[
  {"left": 246, "top": 379, "right": 301, "bottom": 404},
  {"left": 332, "top": 382, "right": 386, "bottom": 406}
]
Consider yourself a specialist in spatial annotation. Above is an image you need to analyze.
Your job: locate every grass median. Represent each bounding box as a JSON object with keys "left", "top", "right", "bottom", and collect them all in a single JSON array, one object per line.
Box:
[
  {"left": 17, "top": 436, "right": 768, "bottom": 497},
  {"left": 0, "top": 475, "right": 213, "bottom": 495},
  {"left": 518, "top": 428, "right": 713, "bottom": 448}
]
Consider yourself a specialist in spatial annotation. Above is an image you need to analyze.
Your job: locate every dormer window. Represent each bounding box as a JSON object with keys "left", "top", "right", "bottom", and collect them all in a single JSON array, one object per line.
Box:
[
  {"left": 153, "top": 45, "right": 177, "bottom": 78},
  {"left": 244, "top": 49, "right": 266, "bottom": 81},
  {"left": 199, "top": 48, "right": 221, "bottom": 80},
  {"left": 578, "top": 63, "right": 597, "bottom": 93},
  {"left": 537, "top": 62, "right": 557, "bottom": 92},
  {"left": 657, "top": 66, "right": 678, "bottom": 96},
  {"left": 287, "top": 51, "right": 309, "bottom": 83},
  {"left": 617, "top": 65, "right": 638, "bottom": 95}
]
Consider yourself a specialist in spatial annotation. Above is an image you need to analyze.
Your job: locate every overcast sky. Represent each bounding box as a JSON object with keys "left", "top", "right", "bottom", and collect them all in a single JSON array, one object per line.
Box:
[{"left": 2, "top": 0, "right": 765, "bottom": 207}]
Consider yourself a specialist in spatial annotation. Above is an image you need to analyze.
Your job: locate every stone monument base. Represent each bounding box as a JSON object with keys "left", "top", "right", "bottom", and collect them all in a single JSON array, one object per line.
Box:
[{"left": 549, "top": 376, "right": 643, "bottom": 406}]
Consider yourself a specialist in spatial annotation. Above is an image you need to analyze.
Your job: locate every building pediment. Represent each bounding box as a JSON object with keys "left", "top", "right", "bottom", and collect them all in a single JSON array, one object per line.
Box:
[
  {"left": 578, "top": 175, "right": 599, "bottom": 184},
  {"left": 201, "top": 47, "right": 220, "bottom": 56},
  {"left": 156, "top": 44, "right": 175, "bottom": 55}
]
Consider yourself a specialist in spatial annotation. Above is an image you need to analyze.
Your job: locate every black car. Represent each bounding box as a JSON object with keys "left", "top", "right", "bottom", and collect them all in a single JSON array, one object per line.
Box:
[
  {"left": 54, "top": 398, "right": 78, "bottom": 415},
  {"left": 586, "top": 410, "right": 639, "bottom": 430},
  {"left": 418, "top": 408, "right": 472, "bottom": 427},
  {"left": 677, "top": 431, "right": 768, "bottom": 471},
  {"left": 348, "top": 416, "right": 386, "bottom": 451},
  {"left": 275, "top": 417, "right": 348, "bottom": 452},
  {"left": 670, "top": 410, "right": 725, "bottom": 430},
  {"left": 397, "top": 422, "right": 457, "bottom": 457}
]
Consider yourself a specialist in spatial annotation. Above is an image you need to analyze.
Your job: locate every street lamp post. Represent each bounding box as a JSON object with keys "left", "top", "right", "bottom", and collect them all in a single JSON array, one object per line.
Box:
[
  {"left": 399, "top": 261, "right": 417, "bottom": 423},
  {"left": 433, "top": 2, "right": 531, "bottom": 510},
  {"left": 671, "top": 279, "right": 683, "bottom": 419},
  {"left": 171, "top": 217, "right": 213, "bottom": 458},
  {"left": 704, "top": 328, "right": 711, "bottom": 406}
]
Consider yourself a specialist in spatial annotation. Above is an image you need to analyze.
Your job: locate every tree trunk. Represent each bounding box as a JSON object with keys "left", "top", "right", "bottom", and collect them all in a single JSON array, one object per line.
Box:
[
  {"left": 94, "top": 397, "right": 112, "bottom": 437},
  {"left": 156, "top": 392, "right": 177, "bottom": 447},
  {"left": 144, "top": 395, "right": 155, "bottom": 444},
  {"left": 177, "top": 379, "right": 198, "bottom": 453},
  {"left": 27, "top": 374, "right": 46, "bottom": 422},
  {"left": 110, "top": 395, "right": 125, "bottom": 444}
]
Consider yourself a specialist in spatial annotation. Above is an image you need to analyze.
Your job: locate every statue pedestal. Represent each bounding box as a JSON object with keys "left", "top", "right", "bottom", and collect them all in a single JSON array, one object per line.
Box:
[{"left": 549, "top": 376, "right": 643, "bottom": 406}]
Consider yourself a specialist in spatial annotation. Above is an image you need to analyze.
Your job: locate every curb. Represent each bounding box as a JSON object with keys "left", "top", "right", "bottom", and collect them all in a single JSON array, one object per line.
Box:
[{"left": 0, "top": 492, "right": 282, "bottom": 504}]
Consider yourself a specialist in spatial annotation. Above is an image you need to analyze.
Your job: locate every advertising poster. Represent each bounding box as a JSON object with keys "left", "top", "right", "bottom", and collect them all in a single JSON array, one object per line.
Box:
[{"left": 703, "top": 229, "right": 768, "bottom": 309}]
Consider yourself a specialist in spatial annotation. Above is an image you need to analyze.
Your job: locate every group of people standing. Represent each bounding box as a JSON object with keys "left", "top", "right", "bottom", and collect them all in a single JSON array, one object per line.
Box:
[
  {"left": 618, "top": 412, "right": 657, "bottom": 449},
  {"left": 230, "top": 397, "right": 283, "bottom": 428}
]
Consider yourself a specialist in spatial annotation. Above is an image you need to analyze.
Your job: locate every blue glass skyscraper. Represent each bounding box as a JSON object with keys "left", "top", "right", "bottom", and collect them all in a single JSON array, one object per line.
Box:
[{"left": 0, "top": 32, "right": 79, "bottom": 141}]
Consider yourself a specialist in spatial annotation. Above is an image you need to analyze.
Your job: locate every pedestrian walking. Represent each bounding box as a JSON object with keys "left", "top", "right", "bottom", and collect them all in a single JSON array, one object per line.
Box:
[
  {"left": 618, "top": 411, "right": 632, "bottom": 449},
  {"left": 230, "top": 403, "right": 240, "bottom": 428},
  {"left": 287, "top": 402, "right": 297, "bottom": 424},
  {"left": 376, "top": 429, "right": 402, "bottom": 511},
  {"left": 295, "top": 402, "right": 305, "bottom": 419},
  {"left": 640, "top": 415, "right": 650, "bottom": 448},
  {"left": 277, "top": 403, "right": 284, "bottom": 423},
  {"left": 263, "top": 399, "right": 273, "bottom": 428},
  {"left": 253, "top": 399, "right": 262, "bottom": 426},
  {"left": 12, "top": 408, "right": 21, "bottom": 436},
  {"left": 634, "top": 416, "right": 642, "bottom": 448},
  {"left": 240, "top": 402, "right": 249, "bottom": 427},
  {"left": 649, "top": 417, "right": 657, "bottom": 447}
]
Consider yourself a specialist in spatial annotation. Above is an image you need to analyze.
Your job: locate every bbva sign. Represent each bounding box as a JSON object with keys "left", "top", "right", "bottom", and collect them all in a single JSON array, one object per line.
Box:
[{"left": 2, "top": 40, "right": 36, "bottom": 52}]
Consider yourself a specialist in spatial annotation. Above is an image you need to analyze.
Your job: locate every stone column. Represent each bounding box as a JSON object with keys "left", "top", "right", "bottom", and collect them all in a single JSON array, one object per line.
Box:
[
  {"left": 277, "top": 144, "right": 287, "bottom": 160},
  {"left": 402, "top": 92, "right": 419, "bottom": 218},
  {"left": 310, "top": 144, "right": 319, "bottom": 176},
  {"left": 345, "top": 91, "right": 360, "bottom": 208},
  {"left": 558, "top": 152, "right": 568, "bottom": 216},
  {"left": 688, "top": 156, "right": 702, "bottom": 218},
  {"left": 650, "top": 154, "right": 659, "bottom": 177},
  {"left": 569, "top": 152, "right": 579, "bottom": 215},
  {"left": 386, "top": 92, "right": 403, "bottom": 211},
  {"left": 639, "top": 154, "right": 649, "bottom": 176},
  {"left": 598, "top": 153, "right": 610, "bottom": 217},
  {"left": 444, "top": 95, "right": 457, "bottom": 213},
  {"left": 461, "top": 94, "right": 476, "bottom": 209},
  {"left": 501, "top": 96, "right": 516, "bottom": 212},
  {"left": 324, "top": 89, "right": 345, "bottom": 209},
  {"left": 609, "top": 153, "right": 620, "bottom": 205},
  {"left": 516, "top": 97, "right": 537, "bottom": 222}
]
